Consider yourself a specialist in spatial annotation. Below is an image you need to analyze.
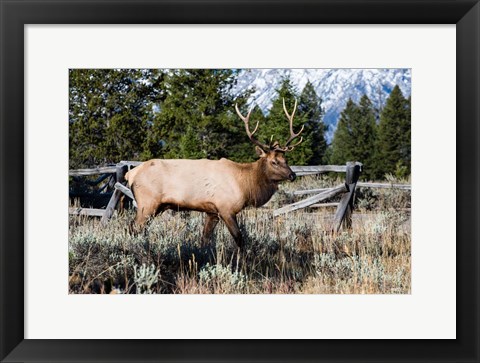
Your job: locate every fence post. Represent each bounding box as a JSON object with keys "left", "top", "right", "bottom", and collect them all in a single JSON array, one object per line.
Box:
[
  {"left": 100, "top": 163, "right": 129, "bottom": 224},
  {"left": 333, "top": 161, "right": 362, "bottom": 231},
  {"left": 116, "top": 162, "right": 129, "bottom": 184}
]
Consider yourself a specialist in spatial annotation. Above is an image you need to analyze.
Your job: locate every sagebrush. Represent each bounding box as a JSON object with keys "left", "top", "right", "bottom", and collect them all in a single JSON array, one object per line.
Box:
[{"left": 69, "top": 175, "right": 411, "bottom": 294}]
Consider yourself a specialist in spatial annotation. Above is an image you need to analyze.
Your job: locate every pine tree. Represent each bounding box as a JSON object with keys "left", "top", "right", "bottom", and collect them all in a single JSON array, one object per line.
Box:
[
  {"left": 69, "top": 69, "right": 163, "bottom": 168},
  {"left": 298, "top": 81, "right": 327, "bottom": 165},
  {"left": 230, "top": 105, "right": 267, "bottom": 162},
  {"left": 356, "top": 95, "right": 378, "bottom": 179},
  {"left": 148, "top": 69, "right": 253, "bottom": 162},
  {"left": 263, "top": 77, "right": 314, "bottom": 165},
  {"left": 260, "top": 77, "right": 299, "bottom": 148},
  {"left": 329, "top": 95, "right": 378, "bottom": 179},
  {"left": 376, "top": 85, "right": 411, "bottom": 178},
  {"left": 329, "top": 98, "right": 359, "bottom": 165}
]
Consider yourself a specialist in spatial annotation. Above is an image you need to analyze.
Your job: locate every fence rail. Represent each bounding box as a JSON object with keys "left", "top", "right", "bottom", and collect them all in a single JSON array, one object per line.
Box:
[
  {"left": 293, "top": 182, "right": 411, "bottom": 196},
  {"left": 69, "top": 163, "right": 350, "bottom": 177},
  {"left": 357, "top": 182, "right": 411, "bottom": 190},
  {"left": 68, "top": 207, "right": 106, "bottom": 217},
  {"left": 272, "top": 161, "right": 363, "bottom": 231},
  {"left": 69, "top": 166, "right": 118, "bottom": 177},
  {"left": 69, "top": 160, "right": 141, "bottom": 177},
  {"left": 273, "top": 184, "right": 347, "bottom": 216},
  {"left": 290, "top": 165, "right": 347, "bottom": 176}
]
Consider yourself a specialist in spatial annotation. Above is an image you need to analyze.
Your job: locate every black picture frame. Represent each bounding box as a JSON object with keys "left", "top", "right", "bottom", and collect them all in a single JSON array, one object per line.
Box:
[{"left": 1, "top": 1, "right": 478, "bottom": 362}]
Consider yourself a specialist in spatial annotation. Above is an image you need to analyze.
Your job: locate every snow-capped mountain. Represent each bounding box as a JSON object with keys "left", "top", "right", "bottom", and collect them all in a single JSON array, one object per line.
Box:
[{"left": 232, "top": 69, "right": 411, "bottom": 141}]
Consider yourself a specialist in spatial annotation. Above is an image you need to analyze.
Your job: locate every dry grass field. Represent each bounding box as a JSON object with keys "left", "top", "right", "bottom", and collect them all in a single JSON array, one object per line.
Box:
[{"left": 69, "top": 175, "right": 411, "bottom": 294}]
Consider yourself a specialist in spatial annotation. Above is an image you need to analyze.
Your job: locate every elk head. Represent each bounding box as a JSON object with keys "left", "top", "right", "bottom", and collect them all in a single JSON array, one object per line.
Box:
[{"left": 235, "top": 98, "right": 304, "bottom": 182}]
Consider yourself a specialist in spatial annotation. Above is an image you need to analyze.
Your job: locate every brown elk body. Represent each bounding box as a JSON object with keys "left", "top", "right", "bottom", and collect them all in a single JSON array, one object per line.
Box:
[{"left": 125, "top": 99, "right": 304, "bottom": 249}]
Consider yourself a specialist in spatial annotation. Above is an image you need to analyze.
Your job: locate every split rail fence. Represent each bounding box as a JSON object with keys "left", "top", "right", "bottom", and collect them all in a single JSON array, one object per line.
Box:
[{"left": 69, "top": 160, "right": 410, "bottom": 231}]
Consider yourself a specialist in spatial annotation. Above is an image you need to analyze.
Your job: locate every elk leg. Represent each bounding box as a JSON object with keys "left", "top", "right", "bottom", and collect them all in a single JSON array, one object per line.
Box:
[
  {"left": 202, "top": 213, "right": 220, "bottom": 246},
  {"left": 131, "top": 202, "right": 158, "bottom": 232},
  {"left": 220, "top": 213, "right": 244, "bottom": 249}
]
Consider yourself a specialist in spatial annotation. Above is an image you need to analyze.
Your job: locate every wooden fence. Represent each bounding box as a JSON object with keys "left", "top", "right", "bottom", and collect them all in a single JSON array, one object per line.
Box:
[
  {"left": 69, "top": 161, "right": 140, "bottom": 224},
  {"left": 69, "top": 160, "right": 410, "bottom": 231},
  {"left": 274, "top": 161, "right": 363, "bottom": 231}
]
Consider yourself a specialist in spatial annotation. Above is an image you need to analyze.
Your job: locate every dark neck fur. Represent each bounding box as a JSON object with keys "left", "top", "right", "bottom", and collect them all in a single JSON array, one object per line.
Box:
[{"left": 243, "top": 159, "right": 278, "bottom": 208}]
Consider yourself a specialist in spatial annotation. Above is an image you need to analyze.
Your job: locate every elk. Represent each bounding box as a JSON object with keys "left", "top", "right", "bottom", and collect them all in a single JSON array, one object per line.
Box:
[{"left": 125, "top": 99, "right": 304, "bottom": 249}]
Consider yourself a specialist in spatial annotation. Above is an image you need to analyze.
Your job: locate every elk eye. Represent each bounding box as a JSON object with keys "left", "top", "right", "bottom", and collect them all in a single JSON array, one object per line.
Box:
[{"left": 272, "top": 160, "right": 278, "bottom": 166}]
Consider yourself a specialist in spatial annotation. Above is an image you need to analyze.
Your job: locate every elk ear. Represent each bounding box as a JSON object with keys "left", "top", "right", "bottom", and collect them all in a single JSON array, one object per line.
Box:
[{"left": 255, "top": 146, "right": 267, "bottom": 158}]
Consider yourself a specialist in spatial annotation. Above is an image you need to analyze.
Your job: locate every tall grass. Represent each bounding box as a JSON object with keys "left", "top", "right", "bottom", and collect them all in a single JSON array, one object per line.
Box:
[{"left": 69, "top": 175, "right": 411, "bottom": 294}]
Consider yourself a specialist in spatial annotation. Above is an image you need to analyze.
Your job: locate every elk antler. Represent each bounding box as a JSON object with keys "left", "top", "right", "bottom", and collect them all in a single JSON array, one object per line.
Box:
[
  {"left": 274, "top": 98, "right": 304, "bottom": 152},
  {"left": 235, "top": 103, "right": 270, "bottom": 150}
]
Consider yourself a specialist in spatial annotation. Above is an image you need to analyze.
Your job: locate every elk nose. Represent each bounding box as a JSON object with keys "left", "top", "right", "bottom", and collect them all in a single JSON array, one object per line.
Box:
[{"left": 289, "top": 172, "right": 296, "bottom": 182}]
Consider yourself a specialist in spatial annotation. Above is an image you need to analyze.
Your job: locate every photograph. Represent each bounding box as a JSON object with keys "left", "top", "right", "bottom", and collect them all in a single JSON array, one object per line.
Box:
[
  {"left": 2, "top": 0, "right": 478, "bottom": 359},
  {"left": 68, "top": 68, "right": 412, "bottom": 294}
]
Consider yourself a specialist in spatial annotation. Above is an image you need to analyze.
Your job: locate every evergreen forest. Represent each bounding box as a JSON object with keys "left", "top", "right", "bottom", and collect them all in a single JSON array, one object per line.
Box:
[{"left": 69, "top": 69, "right": 411, "bottom": 181}]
